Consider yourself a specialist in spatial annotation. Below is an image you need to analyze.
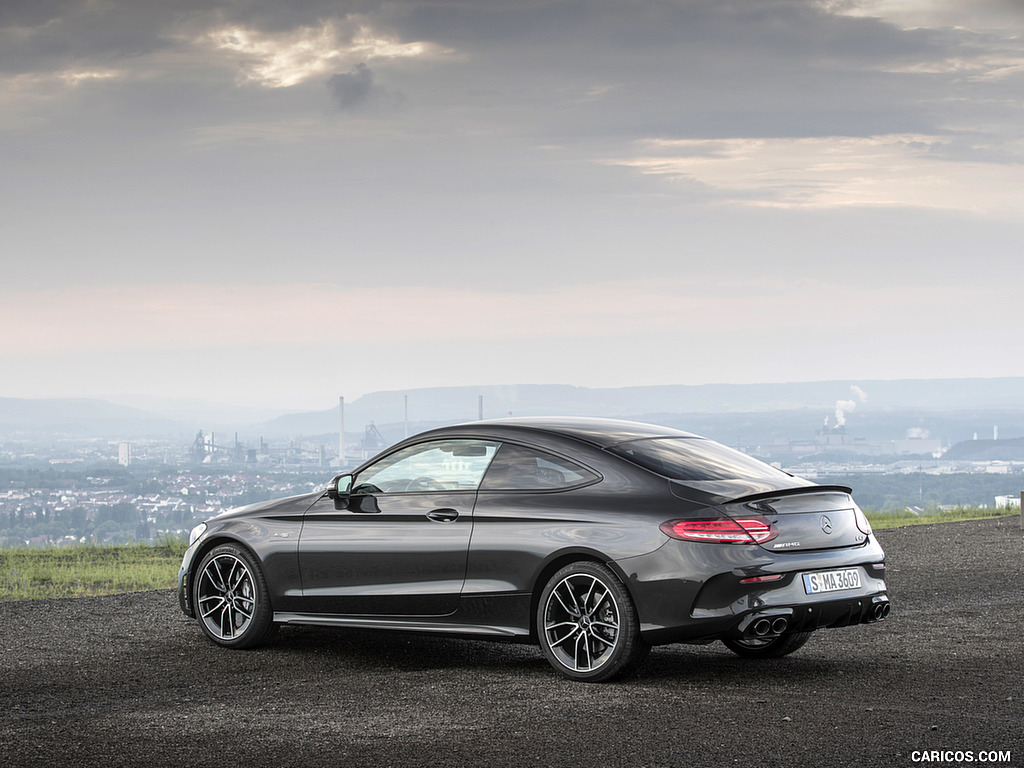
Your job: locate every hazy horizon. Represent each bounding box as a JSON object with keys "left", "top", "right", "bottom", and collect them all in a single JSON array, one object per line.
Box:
[
  {"left": 5, "top": 376, "right": 1024, "bottom": 429},
  {"left": 3, "top": 0, "right": 1023, "bottom": 412}
]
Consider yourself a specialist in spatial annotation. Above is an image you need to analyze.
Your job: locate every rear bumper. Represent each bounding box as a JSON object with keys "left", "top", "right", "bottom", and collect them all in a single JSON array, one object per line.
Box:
[
  {"left": 640, "top": 586, "right": 890, "bottom": 645},
  {"left": 690, "top": 563, "right": 888, "bottom": 622},
  {"left": 728, "top": 591, "right": 890, "bottom": 639},
  {"left": 614, "top": 537, "right": 890, "bottom": 645}
]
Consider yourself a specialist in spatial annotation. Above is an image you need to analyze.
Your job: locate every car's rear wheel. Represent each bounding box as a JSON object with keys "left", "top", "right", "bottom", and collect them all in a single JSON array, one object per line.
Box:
[
  {"left": 722, "top": 631, "right": 812, "bottom": 659},
  {"left": 194, "top": 543, "right": 277, "bottom": 649},
  {"left": 537, "top": 561, "right": 647, "bottom": 682}
]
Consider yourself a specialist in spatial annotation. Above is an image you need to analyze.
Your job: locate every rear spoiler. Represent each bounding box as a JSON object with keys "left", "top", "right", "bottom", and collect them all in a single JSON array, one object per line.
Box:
[
  {"left": 670, "top": 479, "right": 853, "bottom": 507},
  {"left": 724, "top": 484, "right": 854, "bottom": 507}
]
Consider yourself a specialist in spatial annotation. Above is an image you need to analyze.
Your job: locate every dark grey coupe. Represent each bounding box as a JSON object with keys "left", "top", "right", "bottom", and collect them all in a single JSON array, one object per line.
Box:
[{"left": 178, "top": 417, "right": 890, "bottom": 681}]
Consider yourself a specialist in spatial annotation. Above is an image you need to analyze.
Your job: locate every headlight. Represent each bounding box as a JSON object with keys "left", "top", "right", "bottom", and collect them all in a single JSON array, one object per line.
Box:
[{"left": 188, "top": 522, "right": 208, "bottom": 547}]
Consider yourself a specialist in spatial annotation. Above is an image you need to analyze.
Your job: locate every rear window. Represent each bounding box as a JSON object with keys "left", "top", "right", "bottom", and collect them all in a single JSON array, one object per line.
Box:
[{"left": 608, "top": 437, "right": 789, "bottom": 482}]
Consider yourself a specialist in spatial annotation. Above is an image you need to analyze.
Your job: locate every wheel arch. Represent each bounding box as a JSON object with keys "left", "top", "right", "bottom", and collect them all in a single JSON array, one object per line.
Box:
[
  {"left": 528, "top": 548, "right": 637, "bottom": 640},
  {"left": 187, "top": 534, "right": 265, "bottom": 604},
  {"left": 189, "top": 534, "right": 279, "bottom": 648}
]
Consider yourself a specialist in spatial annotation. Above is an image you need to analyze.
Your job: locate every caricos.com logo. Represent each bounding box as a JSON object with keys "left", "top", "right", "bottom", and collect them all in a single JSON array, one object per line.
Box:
[{"left": 911, "top": 751, "right": 1012, "bottom": 764}]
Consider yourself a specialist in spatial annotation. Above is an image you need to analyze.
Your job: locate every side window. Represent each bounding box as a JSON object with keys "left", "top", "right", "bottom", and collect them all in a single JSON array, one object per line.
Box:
[
  {"left": 480, "top": 443, "right": 600, "bottom": 491},
  {"left": 353, "top": 440, "right": 498, "bottom": 494}
]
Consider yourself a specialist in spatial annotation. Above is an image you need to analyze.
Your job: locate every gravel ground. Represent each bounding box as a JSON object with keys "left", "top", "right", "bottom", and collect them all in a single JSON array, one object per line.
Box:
[{"left": 2, "top": 517, "right": 1022, "bottom": 768}]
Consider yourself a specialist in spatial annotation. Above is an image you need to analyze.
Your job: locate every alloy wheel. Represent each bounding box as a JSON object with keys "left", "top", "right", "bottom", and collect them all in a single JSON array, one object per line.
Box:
[
  {"left": 196, "top": 553, "right": 257, "bottom": 641},
  {"left": 543, "top": 572, "right": 621, "bottom": 673}
]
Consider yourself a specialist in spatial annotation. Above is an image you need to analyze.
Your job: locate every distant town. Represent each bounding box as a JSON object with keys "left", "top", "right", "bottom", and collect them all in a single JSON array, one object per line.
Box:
[
  {"left": 2, "top": 378, "right": 1023, "bottom": 546},
  {"left": 1, "top": 422, "right": 1021, "bottom": 548},
  {"left": 0, "top": 429, "right": 349, "bottom": 547}
]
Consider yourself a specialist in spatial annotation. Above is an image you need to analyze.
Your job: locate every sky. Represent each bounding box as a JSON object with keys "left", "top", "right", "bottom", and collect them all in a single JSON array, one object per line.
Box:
[{"left": 2, "top": 0, "right": 1023, "bottom": 413}]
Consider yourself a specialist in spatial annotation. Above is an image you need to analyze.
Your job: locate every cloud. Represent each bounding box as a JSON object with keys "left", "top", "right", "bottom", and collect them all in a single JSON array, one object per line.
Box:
[
  {"left": 204, "top": 19, "right": 439, "bottom": 89},
  {"left": 817, "top": 0, "right": 1024, "bottom": 32},
  {"left": 1, "top": 0, "right": 1018, "bottom": 150},
  {"left": 603, "top": 134, "right": 1024, "bottom": 216},
  {"left": 0, "top": 277, "right": 1012, "bottom": 357},
  {"left": 880, "top": 54, "right": 1024, "bottom": 81},
  {"left": 206, "top": 22, "right": 347, "bottom": 88},
  {"left": 328, "top": 63, "right": 376, "bottom": 110},
  {"left": 5, "top": 277, "right": 1023, "bottom": 406},
  {"left": 0, "top": 281, "right": 726, "bottom": 355}
]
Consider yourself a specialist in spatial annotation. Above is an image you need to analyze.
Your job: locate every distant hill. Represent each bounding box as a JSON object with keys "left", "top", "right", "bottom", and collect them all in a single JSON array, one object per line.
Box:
[
  {"left": 4, "top": 377, "right": 1024, "bottom": 443},
  {"left": 258, "top": 378, "right": 1024, "bottom": 437},
  {"left": 942, "top": 437, "right": 1024, "bottom": 461},
  {"left": 0, "top": 398, "right": 185, "bottom": 438}
]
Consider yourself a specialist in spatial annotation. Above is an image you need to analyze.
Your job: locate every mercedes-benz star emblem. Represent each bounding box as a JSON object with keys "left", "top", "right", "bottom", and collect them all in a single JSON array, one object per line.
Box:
[{"left": 820, "top": 515, "right": 833, "bottom": 534}]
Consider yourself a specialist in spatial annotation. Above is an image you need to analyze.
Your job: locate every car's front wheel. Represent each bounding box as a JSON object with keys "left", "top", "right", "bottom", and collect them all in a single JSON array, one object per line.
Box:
[
  {"left": 194, "top": 543, "right": 277, "bottom": 649},
  {"left": 722, "top": 631, "right": 812, "bottom": 659},
  {"left": 537, "top": 561, "right": 647, "bottom": 682}
]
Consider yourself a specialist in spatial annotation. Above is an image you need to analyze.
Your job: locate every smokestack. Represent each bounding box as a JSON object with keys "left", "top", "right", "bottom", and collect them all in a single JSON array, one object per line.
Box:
[
  {"left": 404, "top": 395, "right": 408, "bottom": 438},
  {"left": 339, "top": 396, "right": 345, "bottom": 463},
  {"left": 478, "top": 394, "right": 484, "bottom": 420}
]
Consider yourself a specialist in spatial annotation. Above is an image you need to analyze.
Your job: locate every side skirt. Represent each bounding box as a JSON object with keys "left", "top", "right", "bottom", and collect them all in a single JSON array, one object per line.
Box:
[{"left": 272, "top": 611, "right": 526, "bottom": 638}]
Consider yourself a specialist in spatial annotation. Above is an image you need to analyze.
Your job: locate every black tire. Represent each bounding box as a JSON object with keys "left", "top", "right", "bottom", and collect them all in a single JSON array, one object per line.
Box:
[
  {"left": 722, "top": 631, "right": 812, "bottom": 659},
  {"left": 193, "top": 543, "right": 277, "bottom": 649},
  {"left": 537, "top": 561, "right": 648, "bottom": 682}
]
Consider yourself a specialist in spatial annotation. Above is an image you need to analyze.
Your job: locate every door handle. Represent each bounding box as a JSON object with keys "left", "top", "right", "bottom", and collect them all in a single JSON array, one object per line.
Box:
[{"left": 426, "top": 508, "right": 459, "bottom": 523}]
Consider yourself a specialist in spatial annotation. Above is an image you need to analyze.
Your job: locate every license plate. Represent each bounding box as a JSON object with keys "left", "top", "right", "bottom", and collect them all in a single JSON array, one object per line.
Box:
[{"left": 802, "top": 568, "right": 861, "bottom": 595}]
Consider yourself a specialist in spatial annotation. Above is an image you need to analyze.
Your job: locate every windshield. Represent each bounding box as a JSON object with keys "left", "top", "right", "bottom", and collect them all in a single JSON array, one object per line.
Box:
[{"left": 608, "top": 437, "right": 789, "bottom": 482}]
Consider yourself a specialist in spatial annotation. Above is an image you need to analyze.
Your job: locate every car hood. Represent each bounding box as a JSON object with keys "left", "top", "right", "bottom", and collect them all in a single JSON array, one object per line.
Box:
[{"left": 213, "top": 491, "right": 324, "bottom": 521}]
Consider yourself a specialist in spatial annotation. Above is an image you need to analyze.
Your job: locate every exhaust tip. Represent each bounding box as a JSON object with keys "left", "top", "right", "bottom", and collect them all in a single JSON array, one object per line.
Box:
[
  {"left": 752, "top": 618, "right": 772, "bottom": 636},
  {"left": 771, "top": 617, "right": 789, "bottom": 634},
  {"left": 872, "top": 602, "right": 891, "bottom": 621}
]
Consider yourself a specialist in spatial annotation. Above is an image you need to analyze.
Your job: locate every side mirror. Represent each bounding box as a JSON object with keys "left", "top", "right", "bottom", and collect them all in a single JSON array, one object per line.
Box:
[{"left": 326, "top": 474, "right": 353, "bottom": 509}]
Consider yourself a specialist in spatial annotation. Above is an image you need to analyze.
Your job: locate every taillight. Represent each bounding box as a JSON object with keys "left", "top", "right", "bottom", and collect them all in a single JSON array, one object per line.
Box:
[
  {"left": 660, "top": 516, "right": 779, "bottom": 545},
  {"left": 854, "top": 505, "right": 872, "bottom": 536}
]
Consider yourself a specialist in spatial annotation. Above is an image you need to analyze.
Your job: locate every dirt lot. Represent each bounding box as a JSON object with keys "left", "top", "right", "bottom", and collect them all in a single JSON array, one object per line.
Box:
[{"left": 2, "top": 517, "right": 1022, "bottom": 768}]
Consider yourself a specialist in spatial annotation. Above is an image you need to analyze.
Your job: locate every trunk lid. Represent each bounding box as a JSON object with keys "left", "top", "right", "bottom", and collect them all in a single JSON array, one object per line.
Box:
[{"left": 720, "top": 488, "right": 868, "bottom": 552}]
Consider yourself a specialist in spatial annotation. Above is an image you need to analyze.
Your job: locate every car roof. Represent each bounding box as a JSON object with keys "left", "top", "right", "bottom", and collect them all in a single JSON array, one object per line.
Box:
[{"left": 424, "top": 416, "right": 700, "bottom": 448}]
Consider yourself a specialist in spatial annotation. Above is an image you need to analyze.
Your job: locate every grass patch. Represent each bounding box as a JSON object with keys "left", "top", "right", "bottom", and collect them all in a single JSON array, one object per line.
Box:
[
  {"left": 865, "top": 505, "right": 1015, "bottom": 530},
  {"left": 0, "top": 537, "right": 186, "bottom": 601}
]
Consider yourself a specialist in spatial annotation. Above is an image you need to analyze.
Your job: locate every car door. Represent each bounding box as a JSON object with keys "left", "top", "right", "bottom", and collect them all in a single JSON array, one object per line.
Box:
[{"left": 297, "top": 439, "right": 498, "bottom": 616}]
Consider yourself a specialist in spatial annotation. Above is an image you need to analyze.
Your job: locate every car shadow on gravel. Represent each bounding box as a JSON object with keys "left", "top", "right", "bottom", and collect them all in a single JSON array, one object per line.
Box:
[
  {"left": 266, "top": 625, "right": 554, "bottom": 675},
  {"left": 255, "top": 623, "right": 886, "bottom": 687}
]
